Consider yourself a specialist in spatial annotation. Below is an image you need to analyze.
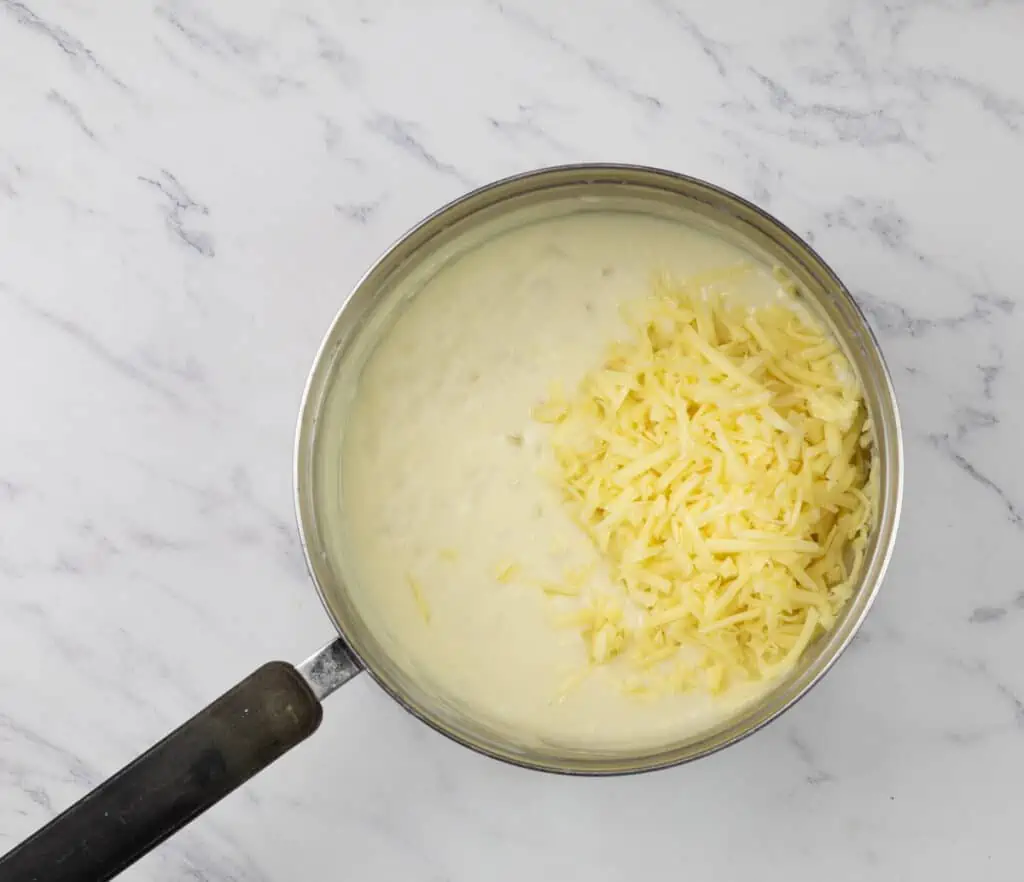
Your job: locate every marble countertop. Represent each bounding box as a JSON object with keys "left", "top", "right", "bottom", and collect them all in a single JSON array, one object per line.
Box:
[{"left": 2, "top": 1, "right": 1022, "bottom": 879}]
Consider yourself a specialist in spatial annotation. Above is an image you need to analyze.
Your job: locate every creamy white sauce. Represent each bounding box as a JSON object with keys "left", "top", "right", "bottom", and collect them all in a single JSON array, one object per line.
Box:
[{"left": 341, "top": 211, "right": 786, "bottom": 749}]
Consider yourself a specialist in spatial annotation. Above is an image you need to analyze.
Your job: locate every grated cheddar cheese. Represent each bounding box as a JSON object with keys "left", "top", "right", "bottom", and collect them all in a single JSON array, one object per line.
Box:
[{"left": 534, "top": 271, "right": 877, "bottom": 696}]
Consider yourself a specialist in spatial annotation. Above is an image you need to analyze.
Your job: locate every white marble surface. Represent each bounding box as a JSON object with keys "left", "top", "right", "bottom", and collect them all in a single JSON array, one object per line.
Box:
[{"left": 1, "top": 0, "right": 1022, "bottom": 878}]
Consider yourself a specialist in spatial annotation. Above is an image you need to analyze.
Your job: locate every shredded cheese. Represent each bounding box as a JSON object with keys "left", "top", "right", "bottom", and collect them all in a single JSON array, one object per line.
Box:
[
  {"left": 495, "top": 560, "right": 521, "bottom": 583},
  {"left": 534, "top": 272, "right": 877, "bottom": 696},
  {"left": 408, "top": 574, "right": 430, "bottom": 623}
]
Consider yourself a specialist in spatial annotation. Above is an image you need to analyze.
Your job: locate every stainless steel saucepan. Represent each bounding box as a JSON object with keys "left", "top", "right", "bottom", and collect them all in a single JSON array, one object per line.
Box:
[{"left": 0, "top": 165, "right": 902, "bottom": 881}]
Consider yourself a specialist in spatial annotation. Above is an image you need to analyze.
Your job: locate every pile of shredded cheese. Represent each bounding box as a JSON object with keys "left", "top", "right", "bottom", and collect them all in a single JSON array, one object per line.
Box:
[{"left": 533, "top": 270, "right": 877, "bottom": 696}]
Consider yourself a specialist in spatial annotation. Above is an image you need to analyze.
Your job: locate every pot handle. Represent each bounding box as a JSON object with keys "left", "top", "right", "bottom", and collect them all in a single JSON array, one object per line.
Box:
[{"left": 0, "top": 638, "right": 360, "bottom": 882}]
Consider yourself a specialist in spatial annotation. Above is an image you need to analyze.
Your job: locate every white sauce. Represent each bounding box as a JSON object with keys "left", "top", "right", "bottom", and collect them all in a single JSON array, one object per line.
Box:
[{"left": 341, "top": 211, "right": 785, "bottom": 749}]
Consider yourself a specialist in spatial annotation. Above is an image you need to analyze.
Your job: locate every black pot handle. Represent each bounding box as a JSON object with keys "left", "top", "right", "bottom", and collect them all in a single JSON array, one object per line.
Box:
[{"left": 0, "top": 639, "right": 360, "bottom": 882}]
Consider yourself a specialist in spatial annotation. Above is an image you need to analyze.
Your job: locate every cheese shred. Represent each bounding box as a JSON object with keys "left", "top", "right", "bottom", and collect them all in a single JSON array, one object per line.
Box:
[
  {"left": 535, "top": 273, "right": 877, "bottom": 695},
  {"left": 408, "top": 574, "right": 431, "bottom": 623}
]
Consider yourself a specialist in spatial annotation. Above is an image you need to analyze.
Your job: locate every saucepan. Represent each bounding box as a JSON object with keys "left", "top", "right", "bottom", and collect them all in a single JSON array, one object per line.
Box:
[{"left": 0, "top": 165, "right": 902, "bottom": 881}]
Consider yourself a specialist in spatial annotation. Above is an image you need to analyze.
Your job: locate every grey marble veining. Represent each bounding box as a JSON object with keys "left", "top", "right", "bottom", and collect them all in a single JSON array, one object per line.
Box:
[{"left": 1, "top": 0, "right": 1022, "bottom": 878}]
